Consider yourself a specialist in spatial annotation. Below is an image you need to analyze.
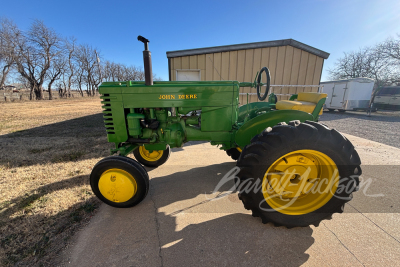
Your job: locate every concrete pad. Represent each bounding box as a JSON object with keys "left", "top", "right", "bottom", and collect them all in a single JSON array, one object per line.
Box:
[
  {"left": 322, "top": 210, "right": 400, "bottom": 266},
  {"left": 59, "top": 134, "right": 400, "bottom": 267},
  {"left": 344, "top": 134, "right": 400, "bottom": 165},
  {"left": 61, "top": 198, "right": 161, "bottom": 267}
]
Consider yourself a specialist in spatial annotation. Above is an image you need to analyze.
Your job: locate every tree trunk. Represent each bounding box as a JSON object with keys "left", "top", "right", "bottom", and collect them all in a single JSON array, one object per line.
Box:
[
  {"left": 48, "top": 85, "right": 53, "bottom": 100},
  {"left": 78, "top": 86, "right": 83, "bottom": 97},
  {"left": 34, "top": 87, "right": 44, "bottom": 100},
  {"left": 0, "top": 65, "right": 11, "bottom": 89}
]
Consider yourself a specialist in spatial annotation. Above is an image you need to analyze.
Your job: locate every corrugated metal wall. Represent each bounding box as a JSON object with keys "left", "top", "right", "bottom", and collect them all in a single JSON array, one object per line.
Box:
[{"left": 169, "top": 45, "right": 324, "bottom": 104}]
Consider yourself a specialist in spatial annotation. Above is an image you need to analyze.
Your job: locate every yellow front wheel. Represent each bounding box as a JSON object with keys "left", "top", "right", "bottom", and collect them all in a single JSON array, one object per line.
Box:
[
  {"left": 90, "top": 156, "right": 149, "bottom": 208},
  {"left": 236, "top": 120, "right": 361, "bottom": 227},
  {"left": 133, "top": 145, "right": 171, "bottom": 167}
]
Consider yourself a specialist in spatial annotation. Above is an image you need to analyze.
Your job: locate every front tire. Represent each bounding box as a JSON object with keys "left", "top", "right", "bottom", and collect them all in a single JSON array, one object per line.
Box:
[
  {"left": 236, "top": 120, "right": 361, "bottom": 227},
  {"left": 133, "top": 145, "right": 171, "bottom": 167},
  {"left": 90, "top": 156, "right": 149, "bottom": 208}
]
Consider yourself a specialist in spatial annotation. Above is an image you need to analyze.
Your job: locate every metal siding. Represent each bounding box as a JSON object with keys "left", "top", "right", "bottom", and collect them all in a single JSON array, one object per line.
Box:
[
  {"left": 282, "top": 46, "right": 294, "bottom": 100},
  {"left": 260, "top": 48, "right": 270, "bottom": 71},
  {"left": 205, "top": 53, "right": 213, "bottom": 80},
  {"left": 170, "top": 58, "right": 174, "bottom": 81},
  {"left": 181, "top": 56, "right": 190, "bottom": 69},
  {"left": 228, "top": 51, "right": 238, "bottom": 80},
  {"left": 260, "top": 48, "right": 270, "bottom": 102},
  {"left": 313, "top": 57, "right": 324, "bottom": 88},
  {"left": 198, "top": 54, "right": 206, "bottom": 69},
  {"left": 305, "top": 54, "right": 317, "bottom": 92},
  {"left": 221, "top": 52, "right": 230, "bottom": 80},
  {"left": 290, "top": 48, "right": 302, "bottom": 95},
  {"left": 244, "top": 49, "right": 254, "bottom": 104},
  {"left": 275, "top": 46, "right": 286, "bottom": 100},
  {"left": 252, "top": 48, "right": 262, "bottom": 102},
  {"left": 268, "top": 47, "right": 278, "bottom": 85},
  {"left": 213, "top": 52, "right": 222, "bottom": 80},
  {"left": 297, "top": 51, "right": 309, "bottom": 94},
  {"left": 172, "top": 58, "right": 179, "bottom": 81},
  {"left": 197, "top": 54, "right": 206, "bottom": 81},
  {"left": 174, "top": 57, "right": 182, "bottom": 69},
  {"left": 237, "top": 50, "right": 246, "bottom": 104},
  {"left": 189, "top": 55, "right": 197, "bottom": 69},
  {"left": 168, "top": 45, "right": 325, "bottom": 103}
]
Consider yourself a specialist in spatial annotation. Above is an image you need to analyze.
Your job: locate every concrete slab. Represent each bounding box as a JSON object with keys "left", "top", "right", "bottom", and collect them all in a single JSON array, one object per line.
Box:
[{"left": 59, "top": 134, "right": 400, "bottom": 267}]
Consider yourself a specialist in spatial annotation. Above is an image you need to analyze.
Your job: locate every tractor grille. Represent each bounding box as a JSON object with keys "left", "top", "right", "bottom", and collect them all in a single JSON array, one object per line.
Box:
[{"left": 101, "top": 94, "right": 115, "bottom": 135}]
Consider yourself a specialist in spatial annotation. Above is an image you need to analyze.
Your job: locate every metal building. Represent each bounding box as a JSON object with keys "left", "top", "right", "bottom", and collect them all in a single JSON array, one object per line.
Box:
[{"left": 166, "top": 39, "right": 329, "bottom": 104}]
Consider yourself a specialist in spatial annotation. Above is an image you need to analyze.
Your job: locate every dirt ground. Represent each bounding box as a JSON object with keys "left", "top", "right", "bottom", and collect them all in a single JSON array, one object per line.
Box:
[{"left": 0, "top": 98, "right": 110, "bottom": 266}]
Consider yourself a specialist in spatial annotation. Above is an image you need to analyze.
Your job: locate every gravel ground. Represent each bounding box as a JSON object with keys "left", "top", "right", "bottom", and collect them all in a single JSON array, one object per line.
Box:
[{"left": 319, "top": 110, "right": 400, "bottom": 149}]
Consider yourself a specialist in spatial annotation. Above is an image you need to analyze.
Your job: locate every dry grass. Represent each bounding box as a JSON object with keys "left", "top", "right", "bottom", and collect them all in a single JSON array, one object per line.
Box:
[{"left": 0, "top": 98, "right": 113, "bottom": 266}]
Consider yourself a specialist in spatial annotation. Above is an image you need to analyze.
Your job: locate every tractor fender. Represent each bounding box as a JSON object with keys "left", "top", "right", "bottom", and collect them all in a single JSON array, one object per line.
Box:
[
  {"left": 238, "top": 102, "right": 272, "bottom": 122},
  {"left": 235, "top": 110, "right": 314, "bottom": 147}
]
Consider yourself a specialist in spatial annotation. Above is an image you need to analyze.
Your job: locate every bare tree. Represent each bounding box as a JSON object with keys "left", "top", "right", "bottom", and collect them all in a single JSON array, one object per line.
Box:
[
  {"left": 379, "top": 35, "right": 400, "bottom": 62},
  {"left": 102, "top": 61, "right": 148, "bottom": 82},
  {"left": 12, "top": 19, "right": 63, "bottom": 100},
  {"left": 58, "top": 37, "right": 78, "bottom": 97},
  {"left": 46, "top": 53, "right": 66, "bottom": 99},
  {"left": 0, "top": 18, "right": 18, "bottom": 89},
  {"left": 1, "top": 18, "right": 161, "bottom": 99},
  {"left": 377, "top": 35, "right": 400, "bottom": 85},
  {"left": 328, "top": 46, "right": 398, "bottom": 87},
  {"left": 75, "top": 44, "right": 100, "bottom": 96},
  {"left": 16, "top": 75, "right": 29, "bottom": 89}
]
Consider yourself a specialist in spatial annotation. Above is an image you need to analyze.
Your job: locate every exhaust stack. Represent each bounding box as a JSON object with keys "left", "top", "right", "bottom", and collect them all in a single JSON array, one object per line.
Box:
[{"left": 137, "top": 35, "right": 153, "bottom": 86}]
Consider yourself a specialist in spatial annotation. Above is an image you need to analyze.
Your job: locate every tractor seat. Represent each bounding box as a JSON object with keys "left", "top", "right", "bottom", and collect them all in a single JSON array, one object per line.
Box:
[{"left": 276, "top": 92, "right": 327, "bottom": 115}]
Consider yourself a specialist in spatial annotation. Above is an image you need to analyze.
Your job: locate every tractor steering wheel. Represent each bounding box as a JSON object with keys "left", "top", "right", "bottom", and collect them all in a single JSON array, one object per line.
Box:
[{"left": 257, "top": 67, "right": 271, "bottom": 101}]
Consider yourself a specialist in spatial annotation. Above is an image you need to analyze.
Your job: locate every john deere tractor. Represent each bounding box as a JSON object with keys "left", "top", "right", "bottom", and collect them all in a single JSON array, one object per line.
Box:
[{"left": 90, "top": 36, "right": 361, "bottom": 227}]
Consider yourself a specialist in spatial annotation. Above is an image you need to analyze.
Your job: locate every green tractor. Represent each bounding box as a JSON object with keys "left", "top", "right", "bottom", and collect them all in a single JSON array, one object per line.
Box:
[{"left": 90, "top": 36, "right": 361, "bottom": 228}]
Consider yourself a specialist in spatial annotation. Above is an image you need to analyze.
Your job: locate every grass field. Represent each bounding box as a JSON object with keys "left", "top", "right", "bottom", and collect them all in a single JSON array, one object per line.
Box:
[{"left": 0, "top": 98, "right": 112, "bottom": 266}]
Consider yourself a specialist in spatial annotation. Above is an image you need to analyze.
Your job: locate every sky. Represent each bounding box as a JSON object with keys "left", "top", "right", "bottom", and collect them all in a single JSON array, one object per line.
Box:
[{"left": 1, "top": 0, "right": 400, "bottom": 82}]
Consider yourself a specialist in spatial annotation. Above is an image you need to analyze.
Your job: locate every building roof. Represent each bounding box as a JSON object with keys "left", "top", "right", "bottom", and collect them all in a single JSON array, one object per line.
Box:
[{"left": 166, "top": 39, "right": 330, "bottom": 59}]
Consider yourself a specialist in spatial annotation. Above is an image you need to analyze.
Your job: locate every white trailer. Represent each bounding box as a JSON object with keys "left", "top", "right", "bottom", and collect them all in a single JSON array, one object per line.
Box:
[{"left": 320, "top": 78, "right": 375, "bottom": 112}]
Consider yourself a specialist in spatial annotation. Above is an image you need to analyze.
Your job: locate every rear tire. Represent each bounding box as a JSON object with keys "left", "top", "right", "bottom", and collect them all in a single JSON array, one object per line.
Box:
[
  {"left": 133, "top": 145, "right": 171, "bottom": 167},
  {"left": 327, "top": 109, "right": 335, "bottom": 112},
  {"left": 338, "top": 110, "right": 346, "bottom": 113},
  {"left": 236, "top": 120, "right": 361, "bottom": 227},
  {"left": 226, "top": 147, "right": 241, "bottom": 161},
  {"left": 90, "top": 156, "right": 149, "bottom": 208}
]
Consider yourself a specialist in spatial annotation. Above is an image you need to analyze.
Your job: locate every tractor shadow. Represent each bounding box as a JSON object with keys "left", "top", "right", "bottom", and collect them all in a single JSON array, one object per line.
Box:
[
  {"left": 0, "top": 113, "right": 212, "bottom": 168},
  {"left": 59, "top": 162, "right": 314, "bottom": 266},
  {"left": 0, "top": 113, "right": 111, "bottom": 167},
  {"left": 145, "top": 162, "right": 315, "bottom": 266}
]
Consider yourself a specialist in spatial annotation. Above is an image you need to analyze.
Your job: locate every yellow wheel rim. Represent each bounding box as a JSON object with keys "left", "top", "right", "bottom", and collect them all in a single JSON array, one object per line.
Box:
[
  {"left": 262, "top": 150, "right": 339, "bottom": 215},
  {"left": 139, "top": 146, "right": 163, "bottom": 162},
  {"left": 98, "top": 168, "right": 137, "bottom": 203}
]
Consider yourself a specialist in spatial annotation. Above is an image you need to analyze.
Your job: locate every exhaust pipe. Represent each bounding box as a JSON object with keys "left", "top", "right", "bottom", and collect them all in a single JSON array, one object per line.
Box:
[{"left": 137, "top": 35, "right": 153, "bottom": 86}]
